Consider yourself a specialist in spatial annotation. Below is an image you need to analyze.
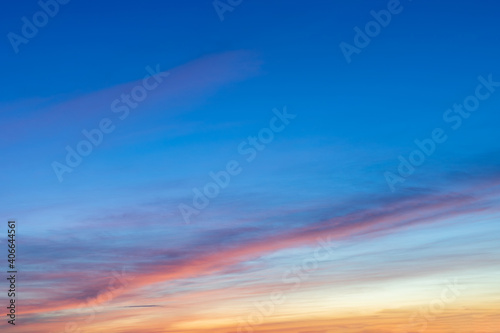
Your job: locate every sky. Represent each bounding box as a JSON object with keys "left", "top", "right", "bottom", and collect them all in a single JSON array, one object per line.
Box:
[{"left": 0, "top": 0, "right": 500, "bottom": 332}]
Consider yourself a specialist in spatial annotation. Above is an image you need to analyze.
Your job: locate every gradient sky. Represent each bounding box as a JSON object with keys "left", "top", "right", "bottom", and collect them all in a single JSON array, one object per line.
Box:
[{"left": 1, "top": 0, "right": 500, "bottom": 332}]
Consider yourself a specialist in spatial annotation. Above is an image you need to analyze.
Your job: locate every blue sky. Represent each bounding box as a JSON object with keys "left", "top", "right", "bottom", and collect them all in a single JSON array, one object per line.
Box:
[{"left": 1, "top": 1, "right": 500, "bottom": 332}]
